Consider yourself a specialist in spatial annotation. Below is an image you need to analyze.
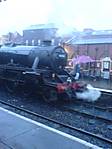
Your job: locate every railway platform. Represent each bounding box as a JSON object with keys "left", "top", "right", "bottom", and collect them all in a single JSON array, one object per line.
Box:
[{"left": 0, "top": 107, "right": 102, "bottom": 149}]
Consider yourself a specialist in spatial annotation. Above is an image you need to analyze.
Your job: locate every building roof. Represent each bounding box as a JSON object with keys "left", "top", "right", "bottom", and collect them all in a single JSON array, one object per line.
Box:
[
  {"left": 82, "top": 29, "right": 112, "bottom": 36},
  {"left": 69, "top": 37, "right": 112, "bottom": 45},
  {"left": 24, "top": 23, "right": 57, "bottom": 30},
  {"left": 67, "top": 29, "right": 112, "bottom": 45},
  {"left": 91, "top": 30, "right": 112, "bottom": 35}
]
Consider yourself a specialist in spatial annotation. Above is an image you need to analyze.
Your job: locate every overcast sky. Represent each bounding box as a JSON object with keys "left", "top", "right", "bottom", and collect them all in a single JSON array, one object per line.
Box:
[{"left": 0, "top": 0, "right": 112, "bottom": 35}]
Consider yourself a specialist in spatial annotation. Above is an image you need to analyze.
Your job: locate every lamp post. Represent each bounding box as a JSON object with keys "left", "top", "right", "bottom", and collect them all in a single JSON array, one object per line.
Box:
[
  {"left": 94, "top": 47, "right": 98, "bottom": 77},
  {"left": 77, "top": 45, "right": 79, "bottom": 56},
  {"left": 87, "top": 44, "right": 89, "bottom": 56}
]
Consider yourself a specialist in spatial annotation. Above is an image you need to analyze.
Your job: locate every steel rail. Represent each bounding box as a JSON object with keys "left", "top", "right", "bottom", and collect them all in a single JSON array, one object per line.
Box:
[
  {"left": 0, "top": 99, "right": 112, "bottom": 145},
  {"left": 62, "top": 105, "right": 112, "bottom": 123},
  {"left": 72, "top": 99, "right": 112, "bottom": 112}
]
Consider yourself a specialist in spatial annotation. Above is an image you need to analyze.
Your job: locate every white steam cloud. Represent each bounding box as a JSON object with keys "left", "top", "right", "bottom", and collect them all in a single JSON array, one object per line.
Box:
[
  {"left": 1, "top": 0, "right": 112, "bottom": 35},
  {"left": 76, "top": 84, "right": 101, "bottom": 102},
  {"left": 56, "top": 25, "right": 77, "bottom": 38},
  {"left": 0, "top": 0, "right": 77, "bottom": 36}
]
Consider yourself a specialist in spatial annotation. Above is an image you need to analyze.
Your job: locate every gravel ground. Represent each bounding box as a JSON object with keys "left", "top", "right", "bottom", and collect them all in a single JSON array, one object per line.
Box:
[
  {"left": 0, "top": 86, "right": 111, "bottom": 149},
  {"left": 95, "top": 93, "right": 112, "bottom": 107}
]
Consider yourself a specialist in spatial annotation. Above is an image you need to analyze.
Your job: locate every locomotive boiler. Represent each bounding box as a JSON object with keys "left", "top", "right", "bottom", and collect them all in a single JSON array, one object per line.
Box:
[
  {"left": 0, "top": 44, "right": 87, "bottom": 102},
  {"left": 0, "top": 45, "right": 67, "bottom": 70}
]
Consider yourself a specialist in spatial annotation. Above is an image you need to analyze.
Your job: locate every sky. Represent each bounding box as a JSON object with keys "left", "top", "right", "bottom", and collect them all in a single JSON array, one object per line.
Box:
[{"left": 0, "top": 0, "right": 112, "bottom": 35}]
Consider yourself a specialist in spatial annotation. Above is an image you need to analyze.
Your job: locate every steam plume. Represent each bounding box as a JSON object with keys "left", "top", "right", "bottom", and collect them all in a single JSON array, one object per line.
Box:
[{"left": 76, "top": 84, "right": 101, "bottom": 102}]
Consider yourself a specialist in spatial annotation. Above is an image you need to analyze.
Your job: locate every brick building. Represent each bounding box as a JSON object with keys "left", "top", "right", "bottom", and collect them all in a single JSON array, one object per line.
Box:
[
  {"left": 0, "top": 32, "right": 22, "bottom": 45},
  {"left": 66, "top": 30, "right": 112, "bottom": 77},
  {"left": 23, "top": 23, "right": 78, "bottom": 46},
  {"left": 67, "top": 30, "right": 112, "bottom": 60},
  {"left": 23, "top": 24, "right": 61, "bottom": 46}
]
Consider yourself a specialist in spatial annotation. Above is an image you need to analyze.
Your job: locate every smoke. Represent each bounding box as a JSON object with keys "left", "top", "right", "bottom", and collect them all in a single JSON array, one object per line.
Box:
[
  {"left": 76, "top": 84, "right": 101, "bottom": 102},
  {"left": 0, "top": 0, "right": 78, "bottom": 36},
  {"left": 55, "top": 25, "right": 77, "bottom": 38},
  {"left": 1, "top": 0, "right": 112, "bottom": 35},
  {"left": 0, "top": 0, "right": 52, "bottom": 35},
  {"left": 47, "top": 0, "right": 79, "bottom": 38}
]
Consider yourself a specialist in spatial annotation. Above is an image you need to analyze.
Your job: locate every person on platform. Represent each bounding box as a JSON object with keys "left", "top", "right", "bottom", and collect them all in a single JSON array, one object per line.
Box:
[{"left": 70, "top": 63, "right": 80, "bottom": 80}]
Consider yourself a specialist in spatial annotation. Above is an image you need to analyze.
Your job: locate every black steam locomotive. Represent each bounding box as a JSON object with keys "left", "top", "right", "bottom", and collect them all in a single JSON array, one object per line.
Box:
[{"left": 0, "top": 44, "right": 87, "bottom": 101}]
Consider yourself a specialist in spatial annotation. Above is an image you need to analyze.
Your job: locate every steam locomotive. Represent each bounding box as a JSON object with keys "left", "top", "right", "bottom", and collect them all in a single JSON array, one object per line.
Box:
[{"left": 0, "top": 44, "right": 87, "bottom": 102}]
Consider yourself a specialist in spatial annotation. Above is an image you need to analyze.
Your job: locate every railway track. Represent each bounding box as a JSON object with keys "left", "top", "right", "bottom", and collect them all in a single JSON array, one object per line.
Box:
[
  {"left": 0, "top": 86, "right": 112, "bottom": 148},
  {"left": 96, "top": 90, "right": 112, "bottom": 107},
  {"left": 0, "top": 99, "right": 112, "bottom": 149},
  {"left": 61, "top": 100, "right": 112, "bottom": 123},
  {"left": 62, "top": 105, "right": 112, "bottom": 123},
  {"left": 57, "top": 90, "right": 112, "bottom": 124}
]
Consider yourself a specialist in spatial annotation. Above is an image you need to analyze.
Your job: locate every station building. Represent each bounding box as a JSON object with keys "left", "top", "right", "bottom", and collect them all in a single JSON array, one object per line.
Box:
[{"left": 66, "top": 29, "right": 112, "bottom": 79}]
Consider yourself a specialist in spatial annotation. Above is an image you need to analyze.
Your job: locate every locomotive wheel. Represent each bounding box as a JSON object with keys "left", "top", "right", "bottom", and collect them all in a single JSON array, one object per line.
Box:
[
  {"left": 5, "top": 80, "right": 18, "bottom": 93},
  {"left": 21, "top": 83, "right": 35, "bottom": 97},
  {"left": 43, "top": 89, "right": 58, "bottom": 102}
]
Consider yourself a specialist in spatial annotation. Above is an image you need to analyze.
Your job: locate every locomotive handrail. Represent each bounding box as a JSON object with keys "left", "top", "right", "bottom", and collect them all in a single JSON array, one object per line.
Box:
[
  {"left": 22, "top": 71, "right": 40, "bottom": 75},
  {"left": 64, "top": 69, "right": 76, "bottom": 82},
  {"left": 0, "top": 64, "right": 51, "bottom": 72}
]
